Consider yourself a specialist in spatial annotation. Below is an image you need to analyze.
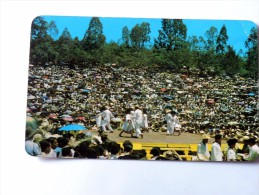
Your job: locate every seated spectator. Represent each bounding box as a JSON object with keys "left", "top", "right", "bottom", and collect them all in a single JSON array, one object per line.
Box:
[
  {"left": 38, "top": 139, "right": 52, "bottom": 157},
  {"left": 108, "top": 142, "right": 121, "bottom": 159},
  {"left": 62, "top": 147, "right": 74, "bottom": 158},
  {"left": 25, "top": 130, "right": 42, "bottom": 156},
  {"left": 150, "top": 147, "right": 161, "bottom": 160}
]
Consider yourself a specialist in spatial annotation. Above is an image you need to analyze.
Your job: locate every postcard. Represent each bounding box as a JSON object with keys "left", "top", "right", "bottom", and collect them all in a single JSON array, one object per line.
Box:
[{"left": 25, "top": 16, "right": 258, "bottom": 162}]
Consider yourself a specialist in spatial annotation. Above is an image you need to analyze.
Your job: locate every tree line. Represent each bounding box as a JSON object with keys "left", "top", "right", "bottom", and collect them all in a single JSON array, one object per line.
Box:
[{"left": 30, "top": 16, "right": 258, "bottom": 78}]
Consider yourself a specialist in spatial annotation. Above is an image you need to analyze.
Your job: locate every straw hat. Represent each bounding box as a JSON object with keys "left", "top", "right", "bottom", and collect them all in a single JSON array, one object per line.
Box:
[
  {"left": 164, "top": 150, "right": 177, "bottom": 160},
  {"left": 165, "top": 109, "right": 171, "bottom": 113},
  {"left": 242, "top": 136, "right": 250, "bottom": 141},
  {"left": 202, "top": 134, "right": 210, "bottom": 140}
]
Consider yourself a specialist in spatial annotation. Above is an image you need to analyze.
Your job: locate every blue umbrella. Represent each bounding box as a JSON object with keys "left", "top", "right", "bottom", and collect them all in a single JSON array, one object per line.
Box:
[
  {"left": 82, "top": 89, "right": 91, "bottom": 93},
  {"left": 162, "top": 95, "right": 174, "bottom": 100},
  {"left": 248, "top": 92, "right": 255, "bottom": 96},
  {"left": 58, "top": 124, "right": 87, "bottom": 131}
]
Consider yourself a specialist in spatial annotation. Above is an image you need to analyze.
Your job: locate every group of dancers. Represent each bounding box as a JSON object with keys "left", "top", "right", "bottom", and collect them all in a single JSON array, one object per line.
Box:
[{"left": 95, "top": 105, "right": 181, "bottom": 138}]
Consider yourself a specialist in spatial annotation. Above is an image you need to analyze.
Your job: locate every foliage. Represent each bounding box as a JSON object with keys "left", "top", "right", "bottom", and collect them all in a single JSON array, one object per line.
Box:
[
  {"left": 29, "top": 17, "right": 257, "bottom": 79},
  {"left": 82, "top": 17, "right": 106, "bottom": 52},
  {"left": 154, "top": 19, "right": 187, "bottom": 51},
  {"left": 216, "top": 25, "right": 229, "bottom": 54},
  {"left": 245, "top": 27, "right": 258, "bottom": 79}
]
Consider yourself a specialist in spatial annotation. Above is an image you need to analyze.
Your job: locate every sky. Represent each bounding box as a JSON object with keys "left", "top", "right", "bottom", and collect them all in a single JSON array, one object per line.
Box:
[{"left": 42, "top": 15, "right": 256, "bottom": 53}]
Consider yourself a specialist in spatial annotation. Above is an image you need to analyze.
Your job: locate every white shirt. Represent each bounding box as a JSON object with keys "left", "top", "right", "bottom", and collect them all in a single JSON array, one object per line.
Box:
[
  {"left": 197, "top": 142, "right": 210, "bottom": 160},
  {"left": 211, "top": 142, "right": 223, "bottom": 161},
  {"left": 134, "top": 109, "right": 143, "bottom": 124},
  {"left": 101, "top": 109, "right": 114, "bottom": 122},
  {"left": 165, "top": 113, "right": 174, "bottom": 124},
  {"left": 227, "top": 148, "right": 236, "bottom": 161},
  {"left": 244, "top": 144, "right": 259, "bottom": 161}
]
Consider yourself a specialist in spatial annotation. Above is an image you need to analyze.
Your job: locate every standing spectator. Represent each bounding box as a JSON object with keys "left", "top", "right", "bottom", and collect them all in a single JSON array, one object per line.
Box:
[
  {"left": 197, "top": 134, "right": 210, "bottom": 161},
  {"left": 211, "top": 134, "right": 223, "bottom": 161},
  {"left": 243, "top": 138, "right": 259, "bottom": 161},
  {"left": 237, "top": 136, "right": 250, "bottom": 154},
  {"left": 226, "top": 138, "right": 238, "bottom": 161}
]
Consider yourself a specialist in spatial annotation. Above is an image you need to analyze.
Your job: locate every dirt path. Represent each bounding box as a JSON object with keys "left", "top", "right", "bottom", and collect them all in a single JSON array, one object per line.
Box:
[{"left": 87, "top": 130, "right": 227, "bottom": 144}]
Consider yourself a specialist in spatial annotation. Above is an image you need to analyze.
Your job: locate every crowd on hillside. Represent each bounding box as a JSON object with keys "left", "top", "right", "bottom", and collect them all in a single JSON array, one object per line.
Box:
[{"left": 25, "top": 64, "right": 259, "bottom": 160}]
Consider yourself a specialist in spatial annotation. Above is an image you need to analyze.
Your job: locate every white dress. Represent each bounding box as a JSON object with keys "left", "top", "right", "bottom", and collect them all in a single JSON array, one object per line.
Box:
[
  {"left": 197, "top": 142, "right": 210, "bottom": 160},
  {"left": 142, "top": 114, "right": 148, "bottom": 128},
  {"left": 122, "top": 114, "right": 134, "bottom": 132},
  {"left": 134, "top": 109, "right": 143, "bottom": 137},
  {"left": 96, "top": 113, "right": 102, "bottom": 127},
  {"left": 165, "top": 113, "right": 175, "bottom": 134}
]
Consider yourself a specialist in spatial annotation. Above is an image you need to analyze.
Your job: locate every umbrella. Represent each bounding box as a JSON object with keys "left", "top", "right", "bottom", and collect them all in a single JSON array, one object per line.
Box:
[
  {"left": 82, "top": 89, "right": 91, "bottom": 93},
  {"left": 63, "top": 116, "right": 74, "bottom": 121},
  {"left": 162, "top": 95, "right": 173, "bottom": 100},
  {"left": 49, "top": 113, "right": 58, "bottom": 119},
  {"left": 160, "top": 88, "right": 167, "bottom": 92},
  {"left": 248, "top": 92, "right": 255, "bottom": 96},
  {"left": 228, "top": 121, "right": 239, "bottom": 125},
  {"left": 201, "top": 121, "right": 210, "bottom": 125},
  {"left": 77, "top": 116, "right": 86, "bottom": 121},
  {"left": 28, "top": 95, "right": 36, "bottom": 100},
  {"left": 59, "top": 124, "right": 87, "bottom": 131}
]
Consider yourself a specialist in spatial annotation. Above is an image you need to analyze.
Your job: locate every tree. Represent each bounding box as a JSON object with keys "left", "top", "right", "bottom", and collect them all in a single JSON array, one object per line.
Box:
[
  {"left": 187, "top": 36, "right": 207, "bottom": 69},
  {"left": 245, "top": 27, "right": 258, "bottom": 78},
  {"left": 55, "top": 27, "right": 73, "bottom": 65},
  {"left": 221, "top": 46, "right": 239, "bottom": 75},
  {"left": 30, "top": 17, "right": 56, "bottom": 65},
  {"left": 121, "top": 26, "right": 130, "bottom": 47},
  {"left": 188, "top": 36, "right": 206, "bottom": 52},
  {"left": 205, "top": 26, "right": 218, "bottom": 51},
  {"left": 130, "top": 22, "right": 151, "bottom": 50},
  {"left": 154, "top": 19, "right": 187, "bottom": 51},
  {"left": 216, "top": 25, "right": 228, "bottom": 54},
  {"left": 31, "top": 16, "right": 48, "bottom": 40},
  {"left": 82, "top": 17, "right": 106, "bottom": 52},
  {"left": 48, "top": 20, "right": 59, "bottom": 39}
]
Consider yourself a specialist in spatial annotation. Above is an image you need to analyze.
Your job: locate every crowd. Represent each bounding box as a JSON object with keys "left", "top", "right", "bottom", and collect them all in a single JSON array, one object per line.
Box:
[
  {"left": 25, "top": 129, "right": 183, "bottom": 160},
  {"left": 25, "top": 64, "right": 259, "bottom": 161}
]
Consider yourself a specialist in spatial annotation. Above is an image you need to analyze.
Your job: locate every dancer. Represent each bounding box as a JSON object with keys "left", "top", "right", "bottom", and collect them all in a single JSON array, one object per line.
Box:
[
  {"left": 142, "top": 108, "right": 149, "bottom": 132},
  {"left": 119, "top": 108, "right": 134, "bottom": 137},
  {"left": 101, "top": 106, "right": 114, "bottom": 133},
  {"left": 164, "top": 109, "right": 175, "bottom": 135},
  {"left": 133, "top": 105, "right": 143, "bottom": 138}
]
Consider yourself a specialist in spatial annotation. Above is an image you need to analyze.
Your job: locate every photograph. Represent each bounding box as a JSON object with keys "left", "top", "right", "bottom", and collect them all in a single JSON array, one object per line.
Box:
[{"left": 25, "top": 16, "right": 259, "bottom": 162}]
